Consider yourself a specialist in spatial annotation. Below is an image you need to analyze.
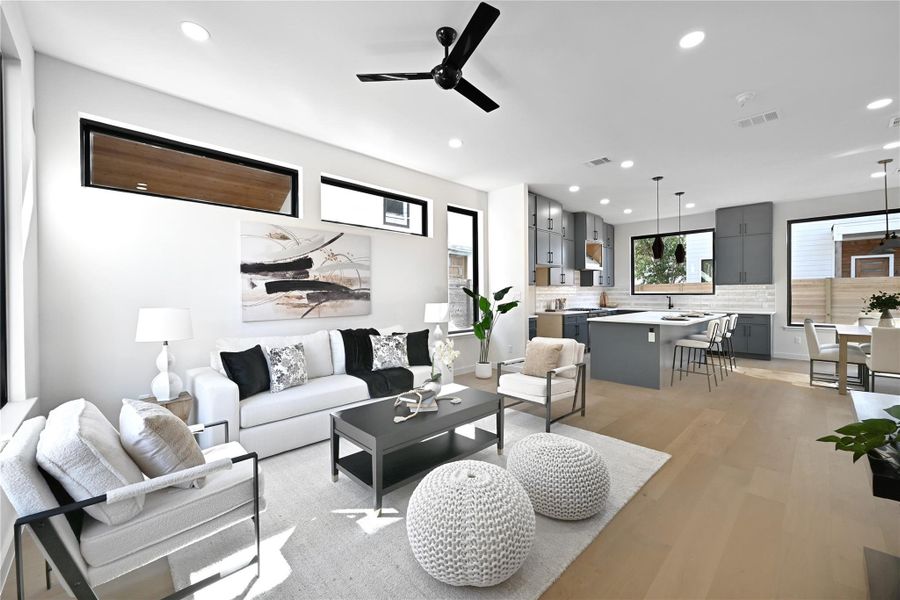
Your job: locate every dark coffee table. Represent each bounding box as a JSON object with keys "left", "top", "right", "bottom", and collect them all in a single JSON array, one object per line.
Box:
[{"left": 330, "top": 385, "right": 504, "bottom": 514}]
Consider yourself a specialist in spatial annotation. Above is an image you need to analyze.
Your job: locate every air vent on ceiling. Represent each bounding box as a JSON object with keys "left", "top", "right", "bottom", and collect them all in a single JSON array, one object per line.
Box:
[
  {"left": 889, "top": 115, "right": 900, "bottom": 128},
  {"left": 734, "top": 109, "right": 780, "bottom": 129},
  {"left": 584, "top": 156, "right": 611, "bottom": 167}
]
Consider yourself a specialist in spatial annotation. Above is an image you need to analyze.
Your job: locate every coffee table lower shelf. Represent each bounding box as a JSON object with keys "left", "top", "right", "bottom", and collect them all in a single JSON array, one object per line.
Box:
[{"left": 337, "top": 428, "right": 498, "bottom": 496}]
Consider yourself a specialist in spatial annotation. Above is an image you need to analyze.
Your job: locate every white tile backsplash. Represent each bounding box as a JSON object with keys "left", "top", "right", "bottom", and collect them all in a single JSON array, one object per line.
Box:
[{"left": 534, "top": 284, "right": 776, "bottom": 313}]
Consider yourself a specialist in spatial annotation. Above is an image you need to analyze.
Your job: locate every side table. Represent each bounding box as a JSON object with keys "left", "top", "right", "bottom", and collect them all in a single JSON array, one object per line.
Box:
[{"left": 148, "top": 391, "right": 193, "bottom": 423}]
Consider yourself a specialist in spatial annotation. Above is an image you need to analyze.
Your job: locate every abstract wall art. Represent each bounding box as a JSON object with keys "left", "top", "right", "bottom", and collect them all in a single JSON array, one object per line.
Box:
[{"left": 241, "top": 222, "right": 371, "bottom": 321}]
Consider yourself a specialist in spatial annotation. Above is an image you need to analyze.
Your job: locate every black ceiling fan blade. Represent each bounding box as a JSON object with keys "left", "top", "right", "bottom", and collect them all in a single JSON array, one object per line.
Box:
[
  {"left": 445, "top": 2, "right": 500, "bottom": 71},
  {"left": 356, "top": 72, "right": 432, "bottom": 82},
  {"left": 455, "top": 78, "right": 499, "bottom": 112}
]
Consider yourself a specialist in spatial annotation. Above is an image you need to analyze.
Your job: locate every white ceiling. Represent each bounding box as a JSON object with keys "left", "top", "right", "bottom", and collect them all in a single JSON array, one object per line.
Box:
[{"left": 17, "top": 1, "right": 900, "bottom": 223}]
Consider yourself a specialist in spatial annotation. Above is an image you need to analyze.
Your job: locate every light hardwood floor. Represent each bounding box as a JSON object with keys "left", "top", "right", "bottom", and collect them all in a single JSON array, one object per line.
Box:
[{"left": 4, "top": 358, "right": 899, "bottom": 599}]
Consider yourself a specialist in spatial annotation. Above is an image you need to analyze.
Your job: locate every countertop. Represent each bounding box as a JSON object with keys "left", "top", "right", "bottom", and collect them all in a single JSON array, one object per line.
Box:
[
  {"left": 588, "top": 311, "right": 728, "bottom": 326},
  {"left": 609, "top": 306, "right": 776, "bottom": 316}
]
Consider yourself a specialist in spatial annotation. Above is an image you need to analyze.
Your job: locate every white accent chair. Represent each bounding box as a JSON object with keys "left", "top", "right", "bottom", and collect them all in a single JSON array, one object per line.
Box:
[
  {"left": 803, "top": 319, "right": 868, "bottom": 388},
  {"left": 856, "top": 313, "right": 880, "bottom": 354},
  {"left": 0, "top": 417, "right": 263, "bottom": 600},
  {"left": 496, "top": 337, "right": 586, "bottom": 433},
  {"left": 865, "top": 327, "right": 900, "bottom": 391}
]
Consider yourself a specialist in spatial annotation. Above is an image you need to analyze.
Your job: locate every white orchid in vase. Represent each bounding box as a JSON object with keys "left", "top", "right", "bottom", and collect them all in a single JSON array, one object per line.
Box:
[{"left": 428, "top": 339, "right": 460, "bottom": 384}]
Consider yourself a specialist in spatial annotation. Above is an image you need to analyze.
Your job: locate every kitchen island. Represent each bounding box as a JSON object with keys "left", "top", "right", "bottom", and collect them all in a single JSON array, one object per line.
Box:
[{"left": 588, "top": 311, "right": 727, "bottom": 389}]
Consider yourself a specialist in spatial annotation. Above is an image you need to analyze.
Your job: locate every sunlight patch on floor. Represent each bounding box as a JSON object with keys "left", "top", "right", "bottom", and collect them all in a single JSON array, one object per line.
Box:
[{"left": 331, "top": 507, "right": 403, "bottom": 534}]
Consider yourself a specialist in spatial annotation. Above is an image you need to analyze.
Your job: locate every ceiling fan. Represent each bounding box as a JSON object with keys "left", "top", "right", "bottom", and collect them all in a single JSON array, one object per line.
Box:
[{"left": 356, "top": 2, "right": 501, "bottom": 113}]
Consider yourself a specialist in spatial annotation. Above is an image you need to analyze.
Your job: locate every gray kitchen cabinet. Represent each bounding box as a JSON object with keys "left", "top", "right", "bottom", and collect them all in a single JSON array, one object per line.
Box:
[
  {"left": 548, "top": 199, "right": 562, "bottom": 234},
  {"left": 714, "top": 202, "right": 773, "bottom": 285},
  {"left": 549, "top": 232, "right": 562, "bottom": 266},
  {"left": 528, "top": 226, "right": 536, "bottom": 285},
  {"left": 588, "top": 213, "right": 603, "bottom": 241},
  {"left": 563, "top": 314, "right": 589, "bottom": 346},
  {"left": 528, "top": 317, "right": 537, "bottom": 340},
  {"left": 561, "top": 211, "right": 574, "bottom": 241},
  {"left": 579, "top": 270, "right": 601, "bottom": 286},
  {"left": 561, "top": 238, "right": 575, "bottom": 285},
  {"left": 730, "top": 314, "right": 771, "bottom": 359},
  {"left": 601, "top": 223, "right": 615, "bottom": 287},
  {"left": 528, "top": 193, "right": 537, "bottom": 229},
  {"left": 536, "top": 195, "right": 551, "bottom": 232},
  {"left": 537, "top": 229, "right": 562, "bottom": 266}
]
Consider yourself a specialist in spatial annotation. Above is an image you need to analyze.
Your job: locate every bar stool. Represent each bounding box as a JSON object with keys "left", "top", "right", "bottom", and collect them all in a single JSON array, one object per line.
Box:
[
  {"left": 689, "top": 316, "right": 728, "bottom": 379},
  {"left": 671, "top": 320, "right": 720, "bottom": 392},
  {"left": 724, "top": 313, "right": 740, "bottom": 371}
]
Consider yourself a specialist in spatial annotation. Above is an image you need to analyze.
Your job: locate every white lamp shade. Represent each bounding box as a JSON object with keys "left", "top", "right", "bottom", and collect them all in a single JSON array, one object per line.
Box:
[
  {"left": 135, "top": 308, "right": 193, "bottom": 343},
  {"left": 424, "top": 302, "right": 450, "bottom": 324}
]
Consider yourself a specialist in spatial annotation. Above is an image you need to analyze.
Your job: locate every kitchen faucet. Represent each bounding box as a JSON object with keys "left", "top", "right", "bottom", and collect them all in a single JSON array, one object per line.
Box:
[{"left": 666, "top": 295, "right": 674, "bottom": 310}]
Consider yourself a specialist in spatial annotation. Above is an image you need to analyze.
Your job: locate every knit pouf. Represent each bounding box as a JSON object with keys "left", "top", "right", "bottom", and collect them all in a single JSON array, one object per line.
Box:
[
  {"left": 507, "top": 433, "right": 610, "bottom": 520},
  {"left": 406, "top": 460, "right": 535, "bottom": 587}
]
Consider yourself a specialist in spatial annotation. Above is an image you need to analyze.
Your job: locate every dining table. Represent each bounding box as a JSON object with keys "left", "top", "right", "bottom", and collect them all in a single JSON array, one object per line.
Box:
[{"left": 835, "top": 323, "right": 872, "bottom": 395}]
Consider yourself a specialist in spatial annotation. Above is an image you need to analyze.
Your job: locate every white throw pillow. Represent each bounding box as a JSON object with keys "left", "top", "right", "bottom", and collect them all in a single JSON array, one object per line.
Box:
[
  {"left": 329, "top": 330, "right": 346, "bottom": 375},
  {"left": 300, "top": 330, "right": 333, "bottom": 379},
  {"left": 370, "top": 334, "right": 410, "bottom": 371},
  {"left": 119, "top": 399, "right": 206, "bottom": 489},
  {"left": 266, "top": 342, "right": 308, "bottom": 392},
  {"left": 37, "top": 399, "right": 145, "bottom": 525}
]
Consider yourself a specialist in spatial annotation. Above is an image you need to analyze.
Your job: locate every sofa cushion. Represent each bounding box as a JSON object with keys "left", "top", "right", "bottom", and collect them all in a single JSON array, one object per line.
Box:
[
  {"left": 266, "top": 342, "right": 308, "bottom": 393},
  {"left": 36, "top": 399, "right": 145, "bottom": 526},
  {"left": 498, "top": 372, "right": 576, "bottom": 401},
  {"left": 221, "top": 345, "right": 270, "bottom": 400},
  {"left": 212, "top": 331, "right": 333, "bottom": 379},
  {"left": 79, "top": 441, "right": 262, "bottom": 568},
  {"left": 329, "top": 330, "right": 346, "bottom": 375},
  {"left": 119, "top": 399, "right": 206, "bottom": 489},
  {"left": 240, "top": 375, "right": 370, "bottom": 428},
  {"left": 400, "top": 329, "right": 432, "bottom": 367}
]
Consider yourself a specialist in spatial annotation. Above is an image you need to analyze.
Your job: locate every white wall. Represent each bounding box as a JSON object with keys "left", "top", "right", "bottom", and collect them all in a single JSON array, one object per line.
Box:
[
  {"left": 487, "top": 183, "right": 528, "bottom": 363},
  {"left": 0, "top": 1, "right": 40, "bottom": 585},
  {"left": 35, "top": 56, "right": 487, "bottom": 420}
]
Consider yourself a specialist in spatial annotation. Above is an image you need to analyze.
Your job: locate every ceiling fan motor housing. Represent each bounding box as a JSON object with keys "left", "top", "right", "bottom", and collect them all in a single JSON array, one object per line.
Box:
[{"left": 431, "top": 64, "right": 462, "bottom": 89}]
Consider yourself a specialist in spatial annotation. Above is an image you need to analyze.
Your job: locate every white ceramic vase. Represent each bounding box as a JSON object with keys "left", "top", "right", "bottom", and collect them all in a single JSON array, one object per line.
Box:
[
  {"left": 880, "top": 310, "right": 895, "bottom": 328},
  {"left": 475, "top": 362, "right": 492, "bottom": 379},
  {"left": 422, "top": 379, "right": 442, "bottom": 398}
]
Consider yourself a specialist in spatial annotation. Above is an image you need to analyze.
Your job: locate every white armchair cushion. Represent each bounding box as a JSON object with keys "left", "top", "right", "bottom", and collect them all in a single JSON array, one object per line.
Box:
[
  {"left": 79, "top": 441, "right": 263, "bottom": 568},
  {"left": 528, "top": 337, "right": 582, "bottom": 379},
  {"left": 37, "top": 399, "right": 145, "bottom": 526},
  {"left": 498, "top": 372, "right": 576, "bottom": 402},
  {"left": 119, "top": 399, "right": 206, "bottom": 489}
]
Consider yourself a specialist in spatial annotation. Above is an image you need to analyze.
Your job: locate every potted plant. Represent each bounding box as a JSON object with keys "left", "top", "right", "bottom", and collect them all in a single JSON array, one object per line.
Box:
[
  {"left": 817, "top": 404, "right": 900, "bottom": 467},
  {"left": 463, "top": 286, "right": 520, "bottom": 379},
  {"left": 865, "top": 290, "right": 900, "bottom": 327}
]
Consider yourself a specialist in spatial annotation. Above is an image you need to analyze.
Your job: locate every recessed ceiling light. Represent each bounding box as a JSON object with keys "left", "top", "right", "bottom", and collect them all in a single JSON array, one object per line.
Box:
[
  {"left": 568, "top": 185, "right": 580, "bottom": 193},
  {"left": 884, "top": 141, "right": 900, "bottom": 150},
  {"left": 679, "top": 31, "right": 705, "bottom": 49},
  {"left": 623, "top": 208, "right": 633, "bottom": 214},
  {"left": 448, "top": 138, "right": 463, "bottom": 149},
  {"left": 871, "top": 171, "right": 887, "bottom": 178},
  {"left": 599, "top": 198, "right": 610, "bottom": 205},
  {"left": 620, "top": 160, "right": 634, "bottom": 169},
  {"left": 180, "top": 21, "right": 210, "bottom": 42},
  {"left": 867, "top": 98, "right": 893, "bottom": 110},
  {"left": 685, "top": 202, "right": 696, "bottom": 208}
]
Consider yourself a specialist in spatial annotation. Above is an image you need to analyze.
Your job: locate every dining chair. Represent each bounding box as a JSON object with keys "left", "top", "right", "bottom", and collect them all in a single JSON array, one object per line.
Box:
[
  {"left": 865, "top": 327, "right": 900, "bottom": 391},
  {"left": 856, "top": 312, "right": 880, "bottom": 354},
  {"left": 803, "top": 318, "right": 868, "bottom": 388}
]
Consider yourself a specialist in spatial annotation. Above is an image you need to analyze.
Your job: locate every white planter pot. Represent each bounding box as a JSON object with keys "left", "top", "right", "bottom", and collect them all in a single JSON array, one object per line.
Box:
[
  {"left": 880, "top": 310, "right": 895, "bottom": 328},
  {"left": 475, "top": 362, "right": 492, "bottom": 379}
]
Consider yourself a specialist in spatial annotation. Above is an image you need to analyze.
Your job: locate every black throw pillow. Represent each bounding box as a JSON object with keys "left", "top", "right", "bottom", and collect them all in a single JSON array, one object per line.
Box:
[
  {"left": 397, "top": 329, "right": 431, "bottom": 366},
  {"left": 220, "top": 345, "right": 270, "bottom": 400}
]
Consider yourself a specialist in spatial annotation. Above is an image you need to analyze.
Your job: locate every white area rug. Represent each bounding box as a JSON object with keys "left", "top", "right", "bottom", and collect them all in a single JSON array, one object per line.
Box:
[{"left": 168, "top": 410, "right": 670, "bottom": 600}]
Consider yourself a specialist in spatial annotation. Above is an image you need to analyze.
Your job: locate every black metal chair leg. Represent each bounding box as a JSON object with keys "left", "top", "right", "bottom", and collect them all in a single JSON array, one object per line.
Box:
[{"left": 46, "top": 561, "right": 52, "bottom": 590}]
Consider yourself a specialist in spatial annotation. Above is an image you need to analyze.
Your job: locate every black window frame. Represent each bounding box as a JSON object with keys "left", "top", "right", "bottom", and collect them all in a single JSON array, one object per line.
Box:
[
  {"left": 447, "top": 205, "right": 480, "bottom": 334},
  {"left": 320, "top": 175, "right": 429, "bottom": 237},
  {"left": 1, "top": 53, "right": 8, "bottom": 409},
  {"left": 787, "top": 207, "right": 900, "bottom": 327},
  {"left": 80, "top": 118, "right": 300, "bottom": 217},
  {"left": 630, "top": 227, "right": 716, "bottom": 295}
]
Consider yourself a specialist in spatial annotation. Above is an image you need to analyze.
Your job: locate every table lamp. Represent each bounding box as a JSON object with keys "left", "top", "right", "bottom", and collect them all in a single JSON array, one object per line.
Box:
[
  {"left": 135, "top": 307, "right": 193, "bottom": 400},
  {"left": 424, "top": 302, "right": 450, "bottom": 344}
]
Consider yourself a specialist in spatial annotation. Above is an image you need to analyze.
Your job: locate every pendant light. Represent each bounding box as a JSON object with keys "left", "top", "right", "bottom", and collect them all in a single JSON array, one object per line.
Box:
[
  {"left": 674, "top": 192, "right": 686, "bottom": 264},
  {"left": 651, "top": 176, "right": 664, "bottom": 260},
  {"left": 869, "top": 158, "right": 899, "bottom": 253}
]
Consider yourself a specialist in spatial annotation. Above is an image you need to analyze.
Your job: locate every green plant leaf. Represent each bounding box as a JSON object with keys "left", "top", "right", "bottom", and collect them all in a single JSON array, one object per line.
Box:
[
  {"left": 462, "top": 288, "right": 477, "bottom": 300},
  {"left": 852, "top": 450, "right": 867, "bottom": 463},
  {"left": 493, "top": 286, "right": 512, "bottom": 301},
  {"left": 479, "top": 296, "right": 491, "bottom": 313},
  {"left": 473, "top": 323, "right": 485, "bottom": 340},
  {"left": 835, "top": 422, "right": 867, "bottom": 436},
  {"left": 860, "top": 418, "right": 898, "bottom": 435},
  {"left": 497, "top": 301, "right": 519, "bottom": 314},
  {"left": 884, "top": 405, "right": 900, "bottom": 420},
  {"left": 817, "top": 435, "right": 842, "bottom": 443}
]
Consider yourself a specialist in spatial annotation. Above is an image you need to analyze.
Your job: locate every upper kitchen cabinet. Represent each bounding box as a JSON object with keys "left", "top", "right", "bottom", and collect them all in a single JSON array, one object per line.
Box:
[
  {"left": 561, "top": 210, "right": 574, "bottom": 241},
  {"left": 536, "top": 228, "right": 563, "bottom": 267},
  {"left": 548, "top": 199, "right": 562, "bottom": 234},
  {"left": 550, "top": 238, "right": 575, "bottom": 286},
  {"left": 602, "top": 223, "right": 615, "bottom": 287},
  {"left": 535, "top": 194, "right": 563, "bottom": 233},
  {"left": 528, "top": 193, "right": 537, "bottom": 229},
  {"left": 528, "top": 227, "right": 536, "bottom": 286},
  {"left": 715, "top": 202, "right": 773, "bottom": 284},
  {"left": 574, "top": 212, "right": 605, "bottom": 271}
]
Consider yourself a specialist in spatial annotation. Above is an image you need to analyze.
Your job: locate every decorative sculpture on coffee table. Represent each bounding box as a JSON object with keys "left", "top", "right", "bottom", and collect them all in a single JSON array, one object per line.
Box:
[
  {"left": 508, "top": 433, "right": 610, "bottom": 520},
  {"left": 406, "top": 460, "right": 535, "bottom": 586}
]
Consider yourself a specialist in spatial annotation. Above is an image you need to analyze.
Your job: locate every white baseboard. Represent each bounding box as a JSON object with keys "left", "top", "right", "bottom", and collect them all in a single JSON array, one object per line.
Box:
[
  {"left": 773, "top": 352, "right": 808, "bottom": 361},
  {"left": 454, "top": 364, "right": 475, "bottom": 375}
]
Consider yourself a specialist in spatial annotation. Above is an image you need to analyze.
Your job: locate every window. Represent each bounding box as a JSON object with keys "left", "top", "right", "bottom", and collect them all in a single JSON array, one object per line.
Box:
[
  {"left": 448, "top": 206, "right": 479, "bottom": 333},
  {"left": 631, "top": 229, "right": 715, "bottom": 294},
  {"left": 1, "top": 54, "right": 7, "bottom": 408},
  {"left": 321, "top": 176, "right": 428, "bottom": 237},
  {"left": 81, "top": 119, "right": 299, "bottom": 216},
  {"left": 788, "top": 209, "right": 900, "bottom": 326}
]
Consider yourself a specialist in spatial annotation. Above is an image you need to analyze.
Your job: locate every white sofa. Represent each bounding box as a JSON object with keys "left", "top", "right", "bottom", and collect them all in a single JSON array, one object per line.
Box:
[{"left": 186, "top": 325, "right": 433, "bottom": 458}]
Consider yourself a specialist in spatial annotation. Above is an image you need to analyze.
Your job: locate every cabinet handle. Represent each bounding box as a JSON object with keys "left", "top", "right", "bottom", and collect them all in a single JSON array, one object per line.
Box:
[
  {"left": 549, "top": 251, "right": 554, "bottom": 263},
  {"left": 532, "top": 214, "right": 536, "bottom": 227},
  {"left": 549, "top": 217, "right": 553, "bottom": 230},
  {"left": 562, "top": 226, "right": 566, "bottom": 237},
  {"left": 561, "top": 273, "right": 566, "bottom": 284}
]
